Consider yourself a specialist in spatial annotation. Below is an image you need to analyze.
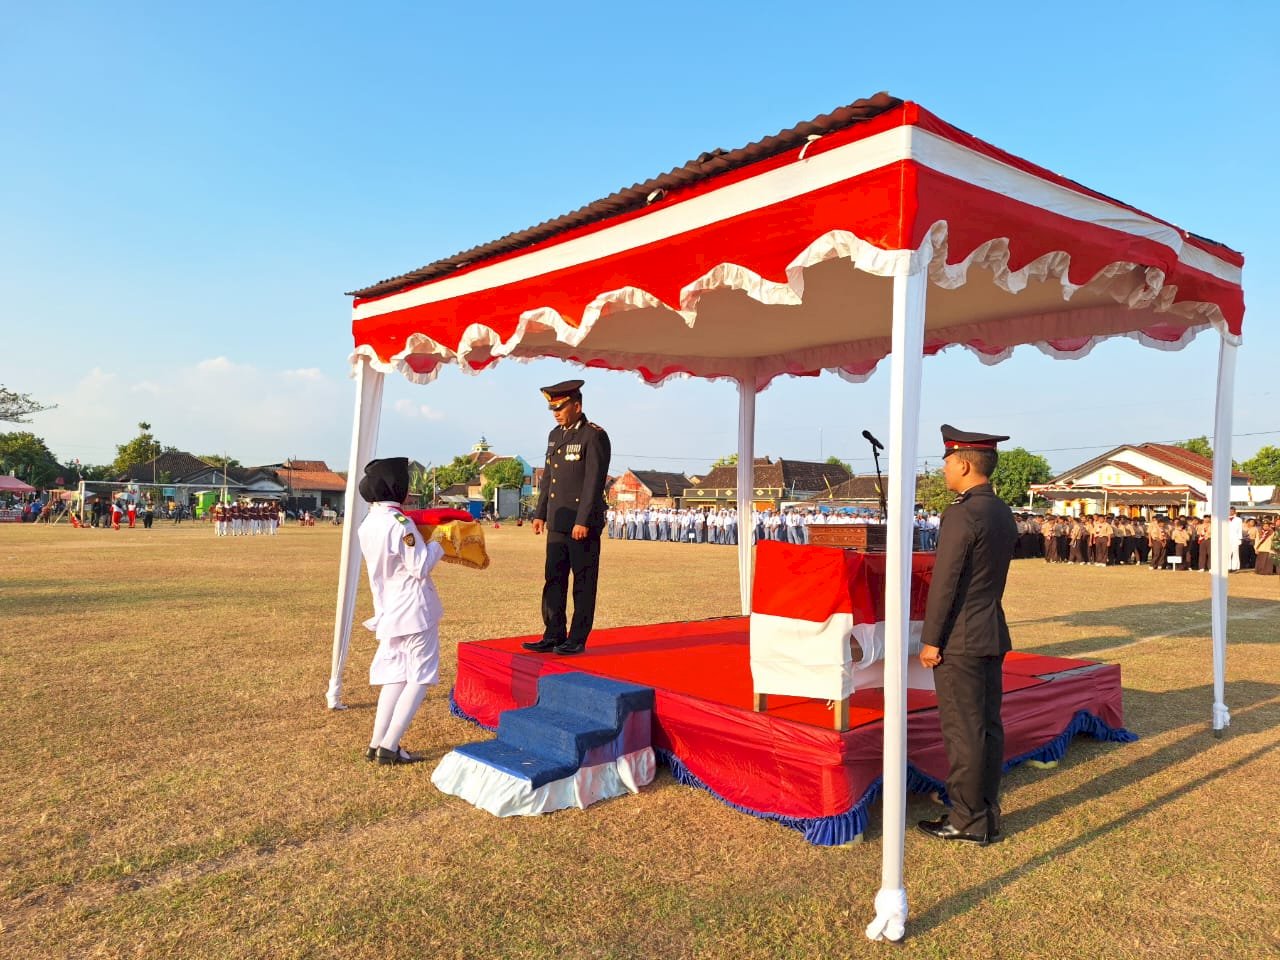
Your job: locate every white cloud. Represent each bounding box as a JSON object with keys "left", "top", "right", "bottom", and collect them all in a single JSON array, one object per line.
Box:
[
  {"left": 282, "top": 368, "right": 325, "bottom": 382},
  {"left": 32, "top": 358, "right": 352, "bottom": 468},
  {"left": 196, "top": 356, "right": 238, "bottom": 373},
  {"left": 393, "top": 398, "right": 445, "bottom": 421}
]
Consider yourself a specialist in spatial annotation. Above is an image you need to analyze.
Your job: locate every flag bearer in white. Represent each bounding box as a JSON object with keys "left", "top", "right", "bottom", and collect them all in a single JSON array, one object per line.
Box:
[{"left": 357, "top": 457, "right": 445, "bottom": 766}]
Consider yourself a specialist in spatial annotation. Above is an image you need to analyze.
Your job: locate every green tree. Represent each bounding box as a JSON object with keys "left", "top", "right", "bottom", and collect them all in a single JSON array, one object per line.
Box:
[
  {"left": 1176, "top": 436, "right": 1213, "bottom": 460},
  {"left": 1239, "top": 445, "right": 1280, "bottom": 485},
  {"left": 481, "top": 458, "right": 528, "bottom": 502},
  {"left": 433, "top": 455, "right": 482, "bottom": 489},
  {"left": 0, "top": 432, "right": 62, "bottom": 487},
  {"left": 408, "top": 463, "right": 436, "bottom": 507},
  {"left": 825, "top": 454, "right": 852, "bottom": 475},
  {"left": 915, "top": 469, "right": 953, "bottom": 514},
  {"left": 77, "top": 463, "right": 113, "bottom": 481},
  {"left": 711, "top": 453, "right": 738, "bottom": 468},
  {"left": 111, "top": 422, "right": 175, "bottom": 476},
  {"left": 0, "top": 386, "right": 55, "bottom": 424},
  {"left": 990, "top": 447, "right": 1052, "bottom": 507}
]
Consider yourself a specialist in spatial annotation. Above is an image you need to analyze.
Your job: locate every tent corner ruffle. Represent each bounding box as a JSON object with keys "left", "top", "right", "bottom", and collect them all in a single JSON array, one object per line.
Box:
[{"left": 350, "top": 221, "right": 1241, "bottom": 389}]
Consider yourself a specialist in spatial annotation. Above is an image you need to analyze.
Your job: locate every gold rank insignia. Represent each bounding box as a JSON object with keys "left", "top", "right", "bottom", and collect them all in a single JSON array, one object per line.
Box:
[{"left": 403, "top": 533, "right": 416, "bottom": 547}]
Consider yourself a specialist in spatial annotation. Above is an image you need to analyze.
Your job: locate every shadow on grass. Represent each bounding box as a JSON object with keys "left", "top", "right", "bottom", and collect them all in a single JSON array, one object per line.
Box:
[
  {"left": 1120, "top": 681, "right": 1280, "bottom": 738},
  {"left": 1008, "top": 596, "right": 1278, "bottom": 660},
  {"left": 909, "top": 682, "right": 1280, "bottom": 936}
]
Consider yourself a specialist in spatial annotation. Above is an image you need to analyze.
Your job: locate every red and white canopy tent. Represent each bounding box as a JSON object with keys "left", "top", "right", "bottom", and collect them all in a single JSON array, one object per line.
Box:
[
  {"left": 332, "top": 94, "right": 1244, "bottom": 941},
  {"left": 0, "top": 476, "right": 38, "bottom": 495}
]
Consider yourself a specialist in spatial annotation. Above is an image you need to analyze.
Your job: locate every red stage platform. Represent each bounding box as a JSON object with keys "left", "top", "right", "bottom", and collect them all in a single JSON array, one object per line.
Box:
[{"left": 450, "top": 617, "right": 1135, "bottom": 844}]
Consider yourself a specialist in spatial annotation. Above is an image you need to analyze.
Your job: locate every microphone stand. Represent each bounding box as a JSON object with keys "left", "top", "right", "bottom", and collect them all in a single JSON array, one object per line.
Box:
[{"left": 868, "top": 439, "right": 888, "bottom": 521}]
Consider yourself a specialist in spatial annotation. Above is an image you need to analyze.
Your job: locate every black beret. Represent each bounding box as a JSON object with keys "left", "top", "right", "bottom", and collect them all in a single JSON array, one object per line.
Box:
[{"left": 359, "top": 457, "right": 410, "bottom": 504}]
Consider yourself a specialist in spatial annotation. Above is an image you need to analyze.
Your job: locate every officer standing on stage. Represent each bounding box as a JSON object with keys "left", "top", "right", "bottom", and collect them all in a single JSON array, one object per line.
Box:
[
  {"left": 523, "top": 380, "right": 611, "bottom": 656},
  {"left": 917, "top": 424, "right": 1018, "bottom": 846}
]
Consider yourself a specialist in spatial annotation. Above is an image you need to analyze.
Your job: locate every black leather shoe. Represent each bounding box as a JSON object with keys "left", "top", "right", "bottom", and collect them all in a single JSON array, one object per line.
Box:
[
  {"left": 365, "top": 746, "right": 377, "bottom": 761},
  {"left": 554, "top": 641, "right": 586, "bottom": 656},
  {"left": 917, "top": 817, "right": 989, "bottom": 845},
  {"left": 375, "top": 745, "right": 424, "bottom": 765},
  {"left": 522, "top": 638, "right": 562, "bottom": 653}
]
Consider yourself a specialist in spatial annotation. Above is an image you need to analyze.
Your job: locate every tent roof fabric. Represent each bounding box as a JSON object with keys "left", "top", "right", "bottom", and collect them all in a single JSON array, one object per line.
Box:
[
  {"left": 348, "top": 96, "right": 1244, "bottom": 393},
  {"left": 0, "top": 475, "right": 37, "bottom": 493},
  {"left": 350, "top": 93, "right": 906, "bottom": 300}
]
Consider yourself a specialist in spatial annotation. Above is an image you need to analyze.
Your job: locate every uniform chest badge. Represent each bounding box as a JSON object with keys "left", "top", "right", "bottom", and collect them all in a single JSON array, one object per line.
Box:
[
  {"left": 403, "top": 533, "right": 416, "bottom": 547},
  {"left": 565, "top": 444, "right": 582, "bottom": 461}
]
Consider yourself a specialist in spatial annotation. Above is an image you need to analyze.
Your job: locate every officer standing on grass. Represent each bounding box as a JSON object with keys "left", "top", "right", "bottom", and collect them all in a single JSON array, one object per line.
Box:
[
  {"left": 523, "top": 380, "right": 611, "bottom": 657},
  {"left": 917, "top": 424, "right": 1018, "bottom": 846}
]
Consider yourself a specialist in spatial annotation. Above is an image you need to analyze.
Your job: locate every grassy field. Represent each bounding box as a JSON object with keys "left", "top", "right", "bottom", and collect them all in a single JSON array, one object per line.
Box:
[{"left": 1, "top": 521, "right": 1277, "bottom": 959}]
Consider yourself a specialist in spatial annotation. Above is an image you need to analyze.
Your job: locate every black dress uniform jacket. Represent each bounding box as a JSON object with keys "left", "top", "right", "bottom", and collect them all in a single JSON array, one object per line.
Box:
[
  {"left": 535, "top": 416, "right": 611, "bottom": 534},
  {"left": 920, "top": 483, "right": 1018, "bottom": 656}
]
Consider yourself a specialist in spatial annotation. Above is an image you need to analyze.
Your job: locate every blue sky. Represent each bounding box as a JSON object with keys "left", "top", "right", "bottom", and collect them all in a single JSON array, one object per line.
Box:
[{"left": 3, "top": 2, "right": 1276, "bottom": 477}]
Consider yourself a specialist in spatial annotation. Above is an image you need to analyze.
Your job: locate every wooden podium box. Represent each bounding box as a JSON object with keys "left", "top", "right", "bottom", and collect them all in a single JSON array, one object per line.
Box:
[
  {"left": 807, "top": 523, "right": 923, "bottom": 553},
  {"left": 809, "top": 523, "right": 885, "bottom": 551}
]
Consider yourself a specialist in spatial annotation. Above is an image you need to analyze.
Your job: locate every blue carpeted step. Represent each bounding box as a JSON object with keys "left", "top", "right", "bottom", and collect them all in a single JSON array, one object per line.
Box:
[
  {"left": 453, "top": 739, "right": 577, "bottom": 789},
  {"left": 536, "top": 672, "right": 655, "bottom": 728},
  {"left": 497, "top": 705, "right": 618, "bottom": 767}
]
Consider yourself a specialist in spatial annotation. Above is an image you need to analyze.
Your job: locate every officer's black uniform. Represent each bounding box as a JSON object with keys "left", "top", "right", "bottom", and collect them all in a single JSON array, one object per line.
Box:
[
  {"left": 920, "top": 426, "right": 1018, "bottom": 841},
  {"left": 528, "top": 381, "right": 611, "bottom": 655}
]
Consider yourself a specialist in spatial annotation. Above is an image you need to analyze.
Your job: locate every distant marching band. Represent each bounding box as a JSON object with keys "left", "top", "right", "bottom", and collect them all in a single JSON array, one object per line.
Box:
[{"left": 210, "top": 501, "right": 282, "bottom": 537}]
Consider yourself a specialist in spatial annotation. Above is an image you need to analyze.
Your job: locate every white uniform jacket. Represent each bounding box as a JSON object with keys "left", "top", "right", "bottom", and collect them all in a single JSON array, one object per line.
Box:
[{"left": 358, "top": 502, "right": 445, "bottom": 641}]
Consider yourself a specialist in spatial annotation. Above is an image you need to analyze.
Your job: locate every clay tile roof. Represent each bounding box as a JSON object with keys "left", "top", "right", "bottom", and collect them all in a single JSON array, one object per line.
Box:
[
  {"left": 808, "top": 475, "right": 890, "bottom": 501},
  {"left": 630, "top": 470, "right": 692, "bottom": 496},
  {"left": 1104, "top": 460, "right": 1170, "bottom": 486},
  {"left": 349, "top": 93, "right": 903, "bottom": 299},
  {"left": 1139, "top": 443, "right": 1248, "bottom": 482},
  {"left": 691, "top": 464, "right": 752, "bottom": 489},
  {"left": 776, "top": 459, "right": 853, "bottom": 492},
  {"left": 117, "top": 451, "right": 219, "bottom": 483},
  {"left": 275, "top": 460, "right": 348, "bottom": 492}
]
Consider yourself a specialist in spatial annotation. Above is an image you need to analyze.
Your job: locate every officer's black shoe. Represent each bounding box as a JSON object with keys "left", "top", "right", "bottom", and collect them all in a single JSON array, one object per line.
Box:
[
  {"left": 916, "top": 816, "right": 989, "bottom": 845},
  {"left": 521, "top": 638, "right": 562, "bottom": 653},
  {"left": 375, "top": 745, "right": 424, "bottom": 765},
  {"left": 364, "top": 746, "right": 377, "bottom": 762},
  {"left": 554, "top": 641, "right": 587, "bottom": 656}
]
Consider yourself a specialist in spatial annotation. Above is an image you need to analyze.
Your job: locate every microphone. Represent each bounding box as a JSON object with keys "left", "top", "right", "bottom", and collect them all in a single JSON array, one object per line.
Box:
[{"left": 861, "top": 429, "right": 884, "bottom": 451}]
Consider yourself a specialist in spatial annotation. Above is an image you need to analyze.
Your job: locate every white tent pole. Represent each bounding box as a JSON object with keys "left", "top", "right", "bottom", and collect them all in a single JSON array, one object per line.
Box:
[
  {"left": 326, "top": 355, "right": 385, "bottom": 709},
  {"left": 1209, "top": 335, "right": 1237, "bottom": 735},
  {"left": 736, "top": 374, "right": 757, "bottom": 615},
  {"left": 866, "top": 263, "right": 927, "bottom": 943}
]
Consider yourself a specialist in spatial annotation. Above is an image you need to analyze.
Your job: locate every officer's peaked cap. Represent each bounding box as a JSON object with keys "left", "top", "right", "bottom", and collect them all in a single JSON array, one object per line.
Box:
[
  {"left": 941, "top": 424, "right": 1009, "bottom": 458},
  {"left": 541, "top": 379, "right": 584, "bottom": 409}
]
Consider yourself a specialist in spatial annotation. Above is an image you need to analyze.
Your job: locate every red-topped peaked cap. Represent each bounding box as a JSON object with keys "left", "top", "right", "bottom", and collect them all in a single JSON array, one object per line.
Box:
[{"left": 940, "top": 424, "right": 1009, "bottom": 458}]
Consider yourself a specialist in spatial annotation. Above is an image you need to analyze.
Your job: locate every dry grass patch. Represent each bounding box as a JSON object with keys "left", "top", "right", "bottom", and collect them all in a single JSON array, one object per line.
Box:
[{"left": 1, "top": 523, "right": 1277, "bottom": 958}]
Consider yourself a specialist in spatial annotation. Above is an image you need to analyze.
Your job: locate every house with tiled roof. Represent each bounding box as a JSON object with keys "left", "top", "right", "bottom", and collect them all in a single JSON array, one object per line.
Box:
[
  {"left": 802, "top": 474, "right": 897, "bottom": 508},
  {"left": 1030, "top": 442, "right": 1253, "bottom": 517},
  {"left": 682, "top": 457, "right": 850, "bottom": 508},
  {"left": 608, "top": 469, "right": 692, "bottom": 509},
  {"left": 268, "top": 459, "right": 349, "bottom": 512}
]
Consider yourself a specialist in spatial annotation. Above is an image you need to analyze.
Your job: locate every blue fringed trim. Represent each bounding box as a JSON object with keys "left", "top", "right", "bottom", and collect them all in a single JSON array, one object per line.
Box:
[
  {"left": 447, "top": 687, "right": 497, "bottom": 731},
  {"left": 1004, "top": 709, "right": 1138, "bottom": 772},
  {"left": 656, "top": 709, "right": 1135, "bottom": 846},
  {"left": 657, "top": 748, "right": 872, "bottom": 846},
  {"left": 455, "top": 689, "right": 1135, "bottom": 845}
]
